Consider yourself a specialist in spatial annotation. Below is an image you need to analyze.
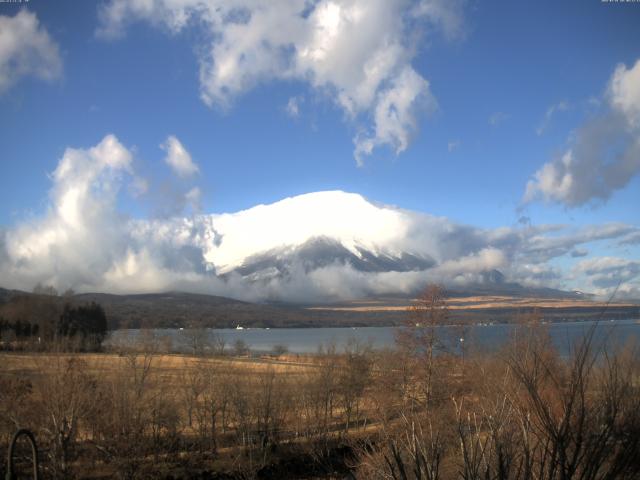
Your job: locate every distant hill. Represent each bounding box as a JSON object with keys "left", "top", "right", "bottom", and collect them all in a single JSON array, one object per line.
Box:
[
  {"left": 0, "top": 287, "right": 12, "bottom": 304},
  {"left": 447, "top": 270, "right": 592, "bottom": 300},
  {"left": 1, "top": 286, "right": 638, "bottom": 329},
  {"left": 73, "top": 291, "right": 310, "bottom": 329}
]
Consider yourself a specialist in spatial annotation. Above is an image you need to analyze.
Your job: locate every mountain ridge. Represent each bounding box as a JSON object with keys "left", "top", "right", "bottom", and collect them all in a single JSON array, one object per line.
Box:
[{"left": 2, "top": 284, "right": 637, "bottom": 330}]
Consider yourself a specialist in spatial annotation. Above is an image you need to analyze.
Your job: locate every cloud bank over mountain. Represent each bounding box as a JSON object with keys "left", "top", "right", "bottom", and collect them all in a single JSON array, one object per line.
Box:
[
  {"left": 1, "top": 135, "right": 639, "bottom": 302},
  {"left": 96, "top": 0, "right": 464, "bottom": 165}
]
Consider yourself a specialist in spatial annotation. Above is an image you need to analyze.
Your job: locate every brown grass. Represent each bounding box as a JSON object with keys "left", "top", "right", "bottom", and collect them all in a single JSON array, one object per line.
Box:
[
  {"left": 306, "top": 295, "right": 637, "bottom": 312},
  {"left": 0, "top": 352, "right": 316, "bottom": 378}
]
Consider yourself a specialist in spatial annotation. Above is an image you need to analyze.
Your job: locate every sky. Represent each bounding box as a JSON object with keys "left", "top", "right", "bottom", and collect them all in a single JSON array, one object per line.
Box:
[{"left": 0, "top": 0, "right": 639, "bottom": 301}]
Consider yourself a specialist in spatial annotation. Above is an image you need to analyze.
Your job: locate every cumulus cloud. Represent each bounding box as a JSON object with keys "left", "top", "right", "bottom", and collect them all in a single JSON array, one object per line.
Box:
[
  {"left": 428, "top": 248, "right": 506, "bottom": 284},
  {"left": 1, "top": 136, "right": 639, "bottom": 301},
  {"left": 161, "top": 135, "right": 199, "bottom": 177},
  {"left": 0, "top": 9, "right": 62, "bottom": 93},
  {"left": 525, "top": 59, "right": 640, "bottom": 207},
  {"left": 518, "top": 223, "right": 637, "bottom": 264},
  {"left": 609, "top": 59, "right": 640, "bottom": 128},
  {"left": 0, "top": 135, "right": 223, "bottom": 295},
  {"left": 2, "top": 134, "right": 134, "bottom": 289},
  {"left": 96, "top": 0, "right": 461, "bottom": 164},
  {"left": 354, "top": 67, "right": 434, "bottom": 165},
  {"left": 572, "top": 256, "right": 640, "bottom": 299},
  {"left": 509, "top": 263, "right": 563, "bottom": 288}
]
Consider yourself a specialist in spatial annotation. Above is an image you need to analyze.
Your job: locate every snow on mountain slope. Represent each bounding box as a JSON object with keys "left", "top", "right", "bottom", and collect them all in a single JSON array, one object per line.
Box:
[
  {"left": 126, "top": 191, "right": 507, "bottom": 293},
  {"left": 201, "top": 191, "right": 420, "bottom": 274}
]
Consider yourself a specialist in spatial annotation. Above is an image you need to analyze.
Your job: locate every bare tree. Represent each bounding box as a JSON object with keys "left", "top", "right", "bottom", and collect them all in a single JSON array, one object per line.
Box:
[
  {"left": 396, "top": 284, "right": 449, "bottom": 406},
  {"left": 272, "top": 343, "right": 288, "bottom": 357},
  {"left": 183, "top": 328, "right": 209, "bottom": 356},
  {"left": 32, "top": 356, "right": 96, "bottom": 478},
  {"left": 338, "top": 339, "right": 372, "bottom": 432},
  {"left": 233, "top": 338, "right": 249, "bottom": 356},
  {"left": 32, "top": 283, "right": 58, "bottom": 296}
]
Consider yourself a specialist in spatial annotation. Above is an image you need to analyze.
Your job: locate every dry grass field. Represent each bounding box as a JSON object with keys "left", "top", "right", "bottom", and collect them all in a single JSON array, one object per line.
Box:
[
  {"left": 306, "top": 294, "right": 638, "bottom": 312},
  {"left": 0, "top": 351, "right": 317, "bottom": 382}
]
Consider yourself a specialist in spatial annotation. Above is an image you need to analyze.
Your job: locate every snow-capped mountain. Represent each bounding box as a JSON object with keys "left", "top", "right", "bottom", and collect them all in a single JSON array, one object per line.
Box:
[
  {"left": 198, "top": 190, "right": 431, "bottom": 275},
  {"left": 117, "top": 190, "right": 513, "bottom": 300},
  {"left": 185, "top": 191, "right": 453, "bottom": 279}
]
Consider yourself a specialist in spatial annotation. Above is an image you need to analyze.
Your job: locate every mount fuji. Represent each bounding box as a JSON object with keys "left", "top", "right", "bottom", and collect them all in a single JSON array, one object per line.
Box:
[
  {"left": 198, "top": 191, "right": 438, "bottom": 282},
  {"left": 149, "top": 190, "right": 504, "bottom": 294}
]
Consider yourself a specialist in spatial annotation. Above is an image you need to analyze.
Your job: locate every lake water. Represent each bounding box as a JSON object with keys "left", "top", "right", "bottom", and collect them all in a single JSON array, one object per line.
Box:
[{"left": 107, "top": 319, "right": 640, "bottom": 357}]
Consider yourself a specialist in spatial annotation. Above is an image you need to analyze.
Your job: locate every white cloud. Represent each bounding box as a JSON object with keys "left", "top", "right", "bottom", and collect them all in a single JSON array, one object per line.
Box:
[
  {"left": 429, "top": 248, "right": 506, "bottom": 282},
  {"left": 518, "top": 222, "right": 637, "bottom": 263},
  {"left": 524, "top": 150, "right": 575, "bottom": 205},
  {"left": 354, "top": 67, "right": 434, "bottom": 166},
  {"left": 0, "top": 9, "right": 62, "bottom": 93},
  {"left": 609, "top": 58, "right": 640, "bottom": 128},
  {"left": 508, "top": 263, "right": 563, "bottom": 288},
  {"left": 2, "top": 135, "right": 134, "bottom": 289},
  {"left": 572, "top": 256, "right": 640, "bottom": 298},
  {"left": 448, "top": 139, "right": 460, "bottom": 152},
  {"left": 161, "top": 135, "right": 199, "bottom": 177},
  {"left": 524, "top": 58, "right": 640, "bottom": 207},
  {"left": 97, "top": 0, "right": 462, "bottom": 164},
  {"left": 0, "top": 135, "right": 216, "bottom": 294}
]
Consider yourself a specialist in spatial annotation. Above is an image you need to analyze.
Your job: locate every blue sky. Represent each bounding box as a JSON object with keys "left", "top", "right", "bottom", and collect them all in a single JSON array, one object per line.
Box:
[{"left": 0, "top": 0, "right": 639, "bottom": 300}]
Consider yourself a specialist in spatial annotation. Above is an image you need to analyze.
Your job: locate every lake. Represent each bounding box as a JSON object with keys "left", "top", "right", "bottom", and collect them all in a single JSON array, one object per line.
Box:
[{"left": 107, "top": 318, "right": 640, "bottom": 357}]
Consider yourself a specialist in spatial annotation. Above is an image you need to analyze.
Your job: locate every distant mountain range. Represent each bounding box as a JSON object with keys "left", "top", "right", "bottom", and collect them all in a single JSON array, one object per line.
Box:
[
  {"left": 1, "top": 284, "right": 637, "bottom": 330},
  {"left": 448, "top": 269, "right": 590, "bottom": 300}
]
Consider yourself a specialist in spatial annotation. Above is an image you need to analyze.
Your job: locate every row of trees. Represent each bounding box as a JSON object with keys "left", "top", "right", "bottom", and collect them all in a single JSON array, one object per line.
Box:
[
  {"left": 0, "top": 318, "right": 40, "bottom": 338},
  {"left": 0, "top": 292, "right": 108, "bottom": 350}
]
